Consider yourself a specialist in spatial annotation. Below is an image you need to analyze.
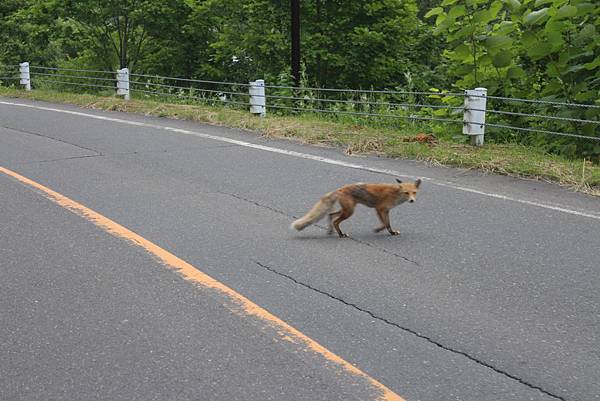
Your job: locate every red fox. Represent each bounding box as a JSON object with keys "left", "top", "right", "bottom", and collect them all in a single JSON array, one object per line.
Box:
[{"left": 291, "top": 179, "right": 421, "bottom": 237}]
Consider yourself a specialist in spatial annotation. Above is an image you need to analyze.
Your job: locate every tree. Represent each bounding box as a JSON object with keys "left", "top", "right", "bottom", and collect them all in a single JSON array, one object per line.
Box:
[
  {"left": 0, "top": 0, "right": 67, "bottom": 66},
  {"left": 62, "top": 0, "right": 187, "bottom": 70},
  {"left": 183, "top": 0, "right": 290, "bottom": 83},
  {"left": 302, "top": 0, "right": 443, "bottom": 89},
  {"left": 426, "top": 0, "right": 600, "bottom": 101},
  {"left": 426, "top": 0, "right": 600, "bottom": 158}
]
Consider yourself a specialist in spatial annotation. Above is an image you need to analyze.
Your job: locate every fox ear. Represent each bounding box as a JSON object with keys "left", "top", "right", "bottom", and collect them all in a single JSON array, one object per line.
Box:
[
  {"left": 395, "top": 178, "right": 403, "bottom": 184},
  {"left": 415, "top": 179, "right": 421, "bottom": 188}
]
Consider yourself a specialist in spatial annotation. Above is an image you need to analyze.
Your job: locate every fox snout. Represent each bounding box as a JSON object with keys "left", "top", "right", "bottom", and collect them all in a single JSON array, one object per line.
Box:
[{"left": 398, "top": 178, "right": 420, "bottom": 204}]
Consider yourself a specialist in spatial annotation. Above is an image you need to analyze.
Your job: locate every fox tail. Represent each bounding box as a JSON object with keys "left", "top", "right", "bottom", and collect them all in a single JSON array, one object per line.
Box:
[{"left": 291, "top": 191, "right": 338, "bottom": 231}]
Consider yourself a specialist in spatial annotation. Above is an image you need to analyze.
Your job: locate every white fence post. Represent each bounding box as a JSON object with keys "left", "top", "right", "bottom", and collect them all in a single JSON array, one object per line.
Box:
[
  {"left": 249, "top": 79, "right": 266, "bottom": 117},
  {"left": 19, "top": 62, "right": 31, "bottom": 91},
  {"left": 116, "top": 67, "right": 130, "bottom": 100},
  {"left": 463, "top": 87, "right": 487, "bottom": 146}
]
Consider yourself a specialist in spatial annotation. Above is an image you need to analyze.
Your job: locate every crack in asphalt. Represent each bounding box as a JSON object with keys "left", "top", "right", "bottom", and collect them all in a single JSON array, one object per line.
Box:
[
  {"left": 217, "top": 191, "right": 293, "bottom": 219},
  {"left": 1, "top": 124, "right": 103, "bottom": 156},
  {"left": 33, "top": 155, "right": 103, "bottom": 164},
  {"left": 4, "top": 123, "right": 241, "bottom": 165},
  {"left": 16, "top": 151, "right": 165, "bottom": 166},
  {"left": 252, "top": 259, "right": 566, "bottom": 401},
  {"left": 0, "top": 122, "right": 569, "bottom": 399},
  {"left": 344, "top": 235, "right": 421, "bottom": 266},
  {"left": 0, "top": 111, "right": 584, "bottom": 400}
]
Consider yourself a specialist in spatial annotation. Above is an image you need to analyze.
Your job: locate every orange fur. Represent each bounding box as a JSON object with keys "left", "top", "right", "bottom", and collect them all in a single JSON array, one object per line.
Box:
[{"left": 291, "top": 179, "right": 421, "bottom": 237}]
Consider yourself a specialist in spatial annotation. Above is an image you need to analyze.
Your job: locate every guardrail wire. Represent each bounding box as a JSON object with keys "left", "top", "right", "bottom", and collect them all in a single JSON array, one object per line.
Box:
[{"left": 0, "top": 65, "right": 597, "bottom": 142}]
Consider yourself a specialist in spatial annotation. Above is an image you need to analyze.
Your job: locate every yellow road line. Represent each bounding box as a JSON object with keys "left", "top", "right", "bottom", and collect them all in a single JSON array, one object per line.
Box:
[{"left": 0, "top": 165, "right": 405, "bottom": 401}]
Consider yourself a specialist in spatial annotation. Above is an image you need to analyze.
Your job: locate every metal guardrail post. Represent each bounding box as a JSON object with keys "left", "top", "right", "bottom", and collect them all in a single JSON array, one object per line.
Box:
[
  {"left": 19, "top": 62, "right": 31, "bottom": 91},
  {"left": 116, "top": 67, "right": 130, "bottom": 100},
  {"left": 249, "top": 79, "right": 266, "bottom": 117},
  {"left": 463, "top": 87, "right": 487, "bottom": 146}
]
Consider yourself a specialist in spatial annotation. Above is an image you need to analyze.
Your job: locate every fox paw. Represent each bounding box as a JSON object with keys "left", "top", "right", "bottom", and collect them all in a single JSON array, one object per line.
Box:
[{"left": 389, "top": 231, "right": 400, "bottom": 236}]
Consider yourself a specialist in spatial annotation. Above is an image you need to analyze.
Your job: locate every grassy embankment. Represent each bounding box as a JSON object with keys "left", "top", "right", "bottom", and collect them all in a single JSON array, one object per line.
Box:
[{"left": 1, "top": 87, "right": 598, "bottom": 196}]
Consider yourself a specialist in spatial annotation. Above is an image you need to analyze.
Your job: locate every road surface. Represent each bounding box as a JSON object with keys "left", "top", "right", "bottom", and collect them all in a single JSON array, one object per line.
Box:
[{"left": 1, "top": 98, "right": 599, "bottom": 401}]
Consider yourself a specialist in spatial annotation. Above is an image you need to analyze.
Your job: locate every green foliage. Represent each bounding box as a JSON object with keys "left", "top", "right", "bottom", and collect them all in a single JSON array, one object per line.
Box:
[
  {"left": 300, "top": 0, "right": 444, "bottom": 89},
  {"left": 0, "top": 0, "right": 451, "bottom": 90},
  {"left": 0, "top": 0, "right": 69, "bottom": 66},
  {"left": 427, "top": 0, "right": 599, "bottom": 96},
  {"left": 1, "top": 0, "right": 598, "bottom": 160},
  {"left": 427, "top": 0, "right": 600, "bottom": 159},
  {"left": 183, "top": 0, "right": 290, "bottom": 83},
  {"left": 60, "top": 0, "right": 189, "bottom": 70}
]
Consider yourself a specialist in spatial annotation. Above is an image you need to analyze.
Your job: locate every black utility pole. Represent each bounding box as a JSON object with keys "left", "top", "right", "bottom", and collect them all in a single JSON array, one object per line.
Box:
[{"left": 291, "top": 0, "right": 301, "bottom": 87}]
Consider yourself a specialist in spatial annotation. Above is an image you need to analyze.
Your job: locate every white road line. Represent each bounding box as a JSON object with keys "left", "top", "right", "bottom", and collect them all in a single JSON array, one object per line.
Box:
[{"left": 2, "top": 100, "right": 599, "bottom": 221}]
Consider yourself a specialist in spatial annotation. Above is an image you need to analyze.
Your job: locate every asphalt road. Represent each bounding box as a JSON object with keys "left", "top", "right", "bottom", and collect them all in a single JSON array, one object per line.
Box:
[{"left": 1, "top": 98, "right": 598, "bottom": 401}]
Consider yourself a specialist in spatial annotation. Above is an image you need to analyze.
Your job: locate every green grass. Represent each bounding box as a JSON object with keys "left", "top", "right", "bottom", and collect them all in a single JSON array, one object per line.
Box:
[{"left": 1, "top": 86, "right": 598, "bottom": 196}]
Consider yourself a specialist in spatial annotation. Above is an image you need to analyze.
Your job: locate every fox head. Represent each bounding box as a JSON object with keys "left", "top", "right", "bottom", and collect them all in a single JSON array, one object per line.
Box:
[{"left": 396, "top": 178, "right": 421, "bottom": 203}]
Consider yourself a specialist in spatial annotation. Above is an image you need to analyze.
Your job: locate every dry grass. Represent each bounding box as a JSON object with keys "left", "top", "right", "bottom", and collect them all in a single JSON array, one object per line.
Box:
[{"left": 1, "top": 87, "right": 598, "bottom": 196}]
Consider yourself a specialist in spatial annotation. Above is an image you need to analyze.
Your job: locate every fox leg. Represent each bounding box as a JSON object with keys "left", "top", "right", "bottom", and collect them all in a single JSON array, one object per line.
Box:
[
  {"left": 328, "top": 210, "right": 341, "bottom": 235},
  {"left": 332, "top": 201, "right": 354, "bottom": 238},
  {"left": 374, "top": 208, "right": 387, "bottom": 232},
  {"left": 375, "top": 207, "right": 399, "bottom": 235}
]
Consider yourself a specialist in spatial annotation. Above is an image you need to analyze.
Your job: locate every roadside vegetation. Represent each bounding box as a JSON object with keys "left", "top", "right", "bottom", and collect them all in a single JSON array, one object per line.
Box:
[
  {"left": 1, "top": 86, "right": 597, "bottom": 195},
  {"left": 1, "top": 0, "right": 598, "bottom": 194}
]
